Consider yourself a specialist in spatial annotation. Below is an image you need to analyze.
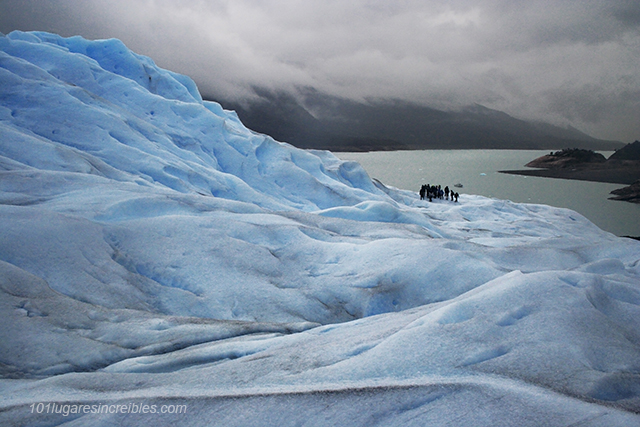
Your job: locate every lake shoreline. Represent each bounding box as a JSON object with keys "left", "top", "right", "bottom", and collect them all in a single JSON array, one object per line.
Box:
[
  {"left": 498, "top": 167, "right": 639, "bottom": 185},
  {"left": 499, "top": 146, "right": 640, "bottom": 204},
  {"left": 500, "top": 168, "right": 640, "bottom": 205}
]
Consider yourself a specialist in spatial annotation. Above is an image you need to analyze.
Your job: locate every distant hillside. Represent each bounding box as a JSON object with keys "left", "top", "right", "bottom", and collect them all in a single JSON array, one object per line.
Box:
[
  {"left": 210, "top": 88, "right": 624, "bottom": 151},
  {"left": 501, "top": 144, "right": 640, "bottom": 201},
  {"left": 609, "top": 140, "right": 640, "bottom": 161}
]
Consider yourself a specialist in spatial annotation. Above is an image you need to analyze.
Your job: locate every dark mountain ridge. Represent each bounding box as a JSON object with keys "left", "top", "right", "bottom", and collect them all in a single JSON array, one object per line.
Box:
[{"left": 208, "top": 88, "right": 624, "bottom": 151}]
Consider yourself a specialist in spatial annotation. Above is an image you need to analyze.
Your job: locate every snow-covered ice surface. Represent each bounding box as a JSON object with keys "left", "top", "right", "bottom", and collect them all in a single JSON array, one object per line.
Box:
[{"left": 1, "top": 31, "right": 639, "bottom": 426}]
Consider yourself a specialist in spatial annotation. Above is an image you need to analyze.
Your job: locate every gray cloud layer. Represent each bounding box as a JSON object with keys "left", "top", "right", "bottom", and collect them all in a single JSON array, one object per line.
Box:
[{"left": 1, "top": 0, "right": 639, "bottom": 141}]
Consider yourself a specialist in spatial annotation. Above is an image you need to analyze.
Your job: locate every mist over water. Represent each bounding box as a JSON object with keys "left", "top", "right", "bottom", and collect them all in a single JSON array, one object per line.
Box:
[{"left": 337, "top": 150, "right": 640, "bottom": 237}]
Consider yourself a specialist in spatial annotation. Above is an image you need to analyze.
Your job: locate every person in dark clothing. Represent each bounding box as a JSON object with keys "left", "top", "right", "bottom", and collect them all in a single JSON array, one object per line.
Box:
[
  {"left": 444, "top": 186, "right": 449, "bottom": 200},
  {"left": 419, "top": 185, "right": 426, "bottom": 200},
  {"left": 454, "top": 192, "right": 459, "bottom": 202}
]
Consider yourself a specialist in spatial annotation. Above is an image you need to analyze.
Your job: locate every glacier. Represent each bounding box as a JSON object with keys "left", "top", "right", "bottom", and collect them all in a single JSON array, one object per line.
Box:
[{"left": 1, "top": 31, "right": 639, "bottom": 426}]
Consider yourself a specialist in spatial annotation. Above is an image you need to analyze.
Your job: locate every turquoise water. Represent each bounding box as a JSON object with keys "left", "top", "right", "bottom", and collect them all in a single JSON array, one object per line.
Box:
[{"left": 337, "top": 150, "right": 640, "bottom": 237}]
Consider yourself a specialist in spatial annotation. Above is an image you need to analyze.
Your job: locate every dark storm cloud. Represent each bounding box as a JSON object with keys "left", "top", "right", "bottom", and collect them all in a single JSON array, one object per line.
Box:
[{"left": 1, "top": 0, "right": 639, "bottom": 141}]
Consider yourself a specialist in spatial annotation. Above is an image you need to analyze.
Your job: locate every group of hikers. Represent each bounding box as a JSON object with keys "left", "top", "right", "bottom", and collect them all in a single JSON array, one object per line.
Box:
[{"left": 419, "top": 184, "right": 459, "bottom": 202}]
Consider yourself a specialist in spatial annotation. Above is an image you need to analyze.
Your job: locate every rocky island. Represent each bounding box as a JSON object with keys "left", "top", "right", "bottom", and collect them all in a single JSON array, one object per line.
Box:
[{"left": 501, "top": 142, "right": 640, "bottom": 203}]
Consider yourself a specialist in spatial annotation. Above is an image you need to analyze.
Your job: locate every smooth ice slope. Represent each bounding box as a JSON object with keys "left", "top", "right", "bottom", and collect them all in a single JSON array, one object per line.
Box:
[{"left": 1, "top": 31, "right": 640, "bottom": 426}]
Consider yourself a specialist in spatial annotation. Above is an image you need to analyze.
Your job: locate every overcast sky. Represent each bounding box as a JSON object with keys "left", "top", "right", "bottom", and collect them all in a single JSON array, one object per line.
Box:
[{"left": 1, "top": 0, "right": 639, "bottom": 142}]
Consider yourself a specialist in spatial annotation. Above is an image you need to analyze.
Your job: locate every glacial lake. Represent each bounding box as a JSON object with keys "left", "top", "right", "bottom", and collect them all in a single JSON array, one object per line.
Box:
[{"left": 336, "top": 150, "right": 640, "bottom": 238}]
